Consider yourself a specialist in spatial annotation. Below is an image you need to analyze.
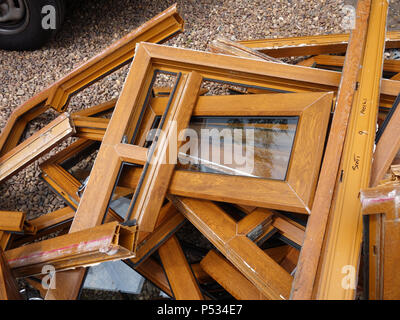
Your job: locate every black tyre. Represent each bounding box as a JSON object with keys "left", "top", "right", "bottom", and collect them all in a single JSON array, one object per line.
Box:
[{"left": 0, "top": 0, "right": 65, "bottom": 50}]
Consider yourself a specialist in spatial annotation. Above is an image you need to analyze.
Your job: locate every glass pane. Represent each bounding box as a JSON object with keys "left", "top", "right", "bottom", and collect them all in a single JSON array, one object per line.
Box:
[
  {"left": 177, "top": 116, "right": 298, "bottom": 181},
  {"left": 60, "top": 141, "right": 100, "bottom": 184},
  {"left": 103, "top": 162, "right": 138, "bottom": 222},
  {"left": 109, "top": 187, "right": 134, "bottom": 221},
  {"left": 128, "top": 70, "right": 178, "bottom": 145}
]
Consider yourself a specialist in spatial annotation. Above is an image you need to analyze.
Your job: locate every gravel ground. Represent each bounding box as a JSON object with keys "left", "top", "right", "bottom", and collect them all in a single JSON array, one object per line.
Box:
[{"left": 0, "top": 0, "right": 399, "bottom": 300}]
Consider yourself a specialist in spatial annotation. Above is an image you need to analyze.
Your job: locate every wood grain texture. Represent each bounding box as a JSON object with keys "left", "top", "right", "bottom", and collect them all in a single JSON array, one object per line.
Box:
[
  {"left": 191, "top": 263, "right": 212, "bottom": 284},
  {"left": 10, "top": 207, "right": 75, "bottom": 249},
  {"left": 0, "top": 113, "right": 75, "bottom": 183},
  {"left": 361, "top": 184, "right": 400, "bottom": 299},
  {"left": 265, "top": 246, "right": 291, "bottom": 264},
  {"left": 272, "top": 214, "right": 305, "bottom": 247},
  {"left": 128, "top": 203, "right": 185, "bottom": 267},
  {"left": 370, "top": 102, "right": 400, "bottom": 186},
  {"left": 315, "top": 0, "right": 388, "bottom": 299},
  {"left": 132, "top": 72, "right": 202, "bottom": 232},
  {"left": 0, "top": 90, "right": 50, "bottom": 156},
  {"left": 6, "top": 222, "right": 136, "bottom": 277},
  {"left": 391, "top": 73, "right": 400, "bottom": 81},
  {"left": 0, "top": 232, "right": 11, "bottom": 251},
  {"left": 142, "top": 42, "right": 399, "bottom": 107},
  {"left": 169, "top": 92, "right": 331, "bottom": 214},
  {"left": 169, "top": 196, "right": 293, "bottom": 300},
  {"left": 209, "top": 38, "right": 283, "bottom": 63},
  {"left": 45, "top": 269, "right": 86, "bottom": 300},
  {"left": 237, "top": 31, "right": 400, "bottom": 57},
  {"left": 30, "top": 206, "right": 75, "bottom": 231},
  {"left": 280, "top": 247, "right": 300, "bottom": 274},
  {"left": 313, "top": 54, "right": 400, "bottom": 73},
  {"left": 72, "top": 99, "right": 117, "bottom": 117},
  {"left": 135, "top": 257, "right": 173, "bottom": 297},
  {"left": 114, "top": 144, "right": 148, "bottom": 165},
  {"left": 0, "top": 211, "right": 26, "bottom": 233},
  {"left": 383, "top": 219, "right": 400, "bottom": 299},
  {"left": 150, "top": 91, "right": 333, "bottom": 116},
  {"left": 46, "top": 4, "right": 184, "bottom": 112},
  {"left": 0, "top": 5, "right": 183, "bottom": 157},
  {"left": 201, "top": 250, "right": 268, "bottom": 300},
  {"left": 296, "top": 57, "right": 316, "bottom": 67},
  {"left": 236, "top": 208, "right": 274, "bottom": 235},
  {"left": 291, "top": 0, "right": 372, "bottom": 300},
  {"left": 72, "top": 116, "right": 109, "bottom": 141},
  {"left": 0, "top": 248, "right": 21, "bottom": 300},
  {"left": 158, "top": 235, "right": 203, "bottom": 300}
]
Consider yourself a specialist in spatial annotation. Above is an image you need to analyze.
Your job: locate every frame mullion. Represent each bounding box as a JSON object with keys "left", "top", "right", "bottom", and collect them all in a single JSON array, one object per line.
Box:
[
  {"left": 169, "top": 196, "right": 293, "bottom": 300},
  {"left": 144, "top": 42, "right": 400, "bottom": 105},
  {"left": 136, "top": 92, "right": 332, "bottom": 213},
  {"left": 0, "top": 113, "right": 75, "bottom": 183},
  {"left": 0, "top": 5, "right": 184, "bottom": 156},
  {"left": 291, "top": 0, "right": 372, "bottom": 299},
  {"left": 237, "top": 31, "right": 400, "bottom": 57},
  {"left": 158, "top": 235, "right": 204, "bottom": 300},
  {"left": 315, "top": 0, "right": 388, "bottom": 299},
  {"left": 361, "top": 184, "right": 400, "bottom": 299},
  {"left": 200, "top": 250, "right": 268, "bottom": 300},
  {"left": 130, "top": 72, "right": 203, "bottom": 231}
]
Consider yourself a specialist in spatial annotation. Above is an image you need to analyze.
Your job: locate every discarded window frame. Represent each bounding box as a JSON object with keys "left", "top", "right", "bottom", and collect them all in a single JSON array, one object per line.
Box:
[
  {"left": 169, "top": 196, "right": 292, "bottom": 300},
  {"left": 361, "top": 183, "right": 400, "bottom": 300},
  {"left": 0, "top": 5, "right": 184, "bottom": 156}
]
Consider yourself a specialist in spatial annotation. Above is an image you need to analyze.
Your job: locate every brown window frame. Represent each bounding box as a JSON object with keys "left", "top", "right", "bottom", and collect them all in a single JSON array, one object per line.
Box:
[
  {"left": 73, "top": 44, "right": 334, "bottom": 239},
  {"left": 52, "top": 43, "right": 338, "bottom": 298}
]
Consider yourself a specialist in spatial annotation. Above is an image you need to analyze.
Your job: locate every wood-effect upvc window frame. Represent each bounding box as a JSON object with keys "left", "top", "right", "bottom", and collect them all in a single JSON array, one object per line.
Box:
[
  {"left": 74, "top": 45, "right": 334, "bottom": 239},
  {"left": 48, "top": 43, "right": 342, "bottom": 299},
  {"left": 168, "top": 195, "right": 291, "bottom": 300},
  {"left": 0, "top": 5, "right": 184, "bottom": 156},
  {"left": 38, "top": 138, "right": 186, "bottom": 265}
]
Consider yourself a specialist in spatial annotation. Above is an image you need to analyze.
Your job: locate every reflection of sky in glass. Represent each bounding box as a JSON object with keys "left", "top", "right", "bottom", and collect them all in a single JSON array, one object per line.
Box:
[
  {"left": 177, "top": 116, "right": 299, "bottom": 181},
  {"left": 104, "top": 163, "right": 137, "bottom": 222}
]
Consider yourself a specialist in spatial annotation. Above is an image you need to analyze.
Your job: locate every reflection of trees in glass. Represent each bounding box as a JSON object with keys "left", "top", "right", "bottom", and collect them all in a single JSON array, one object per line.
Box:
[
  {"left": 225, "top": 117, "right": 297, "bottom": 179},
  {"left": 180, "top": 116, "right": 298, "bottom": 181}
]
